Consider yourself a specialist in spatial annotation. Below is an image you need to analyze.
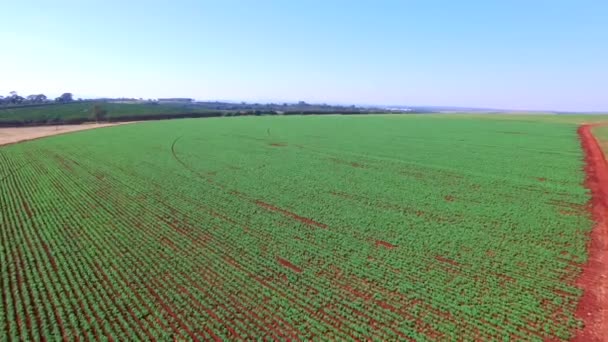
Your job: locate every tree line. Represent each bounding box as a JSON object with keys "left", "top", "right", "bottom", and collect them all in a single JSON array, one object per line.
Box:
[{"left": 0, "top": 91, "right": 74, "bottom": 106}]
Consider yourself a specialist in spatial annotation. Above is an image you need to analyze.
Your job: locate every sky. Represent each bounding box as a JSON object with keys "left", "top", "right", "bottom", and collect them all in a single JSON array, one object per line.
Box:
[{"left": 1, "top": 0, "right": 607, "bottom": 111}]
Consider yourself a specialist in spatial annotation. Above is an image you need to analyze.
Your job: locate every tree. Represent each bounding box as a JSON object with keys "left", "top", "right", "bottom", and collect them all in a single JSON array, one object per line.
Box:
[
  {"left": 26, "top": 94, "right": 47, "bottom": 104},
  {"left": 92, "top": 104, "right": 107, "bottom": 122},
  {"left": 55, "top": 92, "right": 73, "bottom": 103},
  {"left": 7, "top": 91, "right": 24, "bottom": 105},
  {"left": 3, "top": 91, "right": 21, "bottom": 104}
]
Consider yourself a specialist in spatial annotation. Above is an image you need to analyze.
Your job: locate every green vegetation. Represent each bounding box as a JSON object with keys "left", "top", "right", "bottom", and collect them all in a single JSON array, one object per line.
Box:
[
  {"left": 0, "top": 115, "right": 593, "bottom": 340},
  {"left": 437, "top": 112, "right": 608, "bottom": 125},
  {"left": 0, "top": 100, "right": 405, "bottom": 126},
  {"left": 0, "top": 102, "right": 217, "bottom": 126}
]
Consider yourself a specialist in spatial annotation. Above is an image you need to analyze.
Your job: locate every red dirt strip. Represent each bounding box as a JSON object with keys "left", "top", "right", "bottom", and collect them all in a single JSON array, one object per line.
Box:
[
  {"left": 276, "top": 257, "right": 303, "bottom": 273},
  {"left": 255, "top": 200, "right": 328, "bottom": 229},
  {"left": 375, "top": 240, "right": 396, "bottom": 249},
  {"left": 574, "top": 124, "right": 608, "bottom": 341}
]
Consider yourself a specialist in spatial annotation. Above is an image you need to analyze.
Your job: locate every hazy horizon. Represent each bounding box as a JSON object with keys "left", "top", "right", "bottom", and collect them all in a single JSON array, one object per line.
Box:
[{"left": 2, "top": 0, "right": 607, "bottom": 112}]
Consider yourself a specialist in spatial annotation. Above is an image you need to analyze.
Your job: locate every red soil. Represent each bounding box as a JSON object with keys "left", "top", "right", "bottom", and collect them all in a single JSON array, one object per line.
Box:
[
  {"left": 21, "top": 200, "right": 33, "bottom": 218},
  {"left": 375, "top": 240, "right": 396, "bottom": 249},
  {"left": 160, "top": 236, "right": 178, "bottom": 251},
  {"left": 255, "top": 200, "right": 328, "bottom": 229},
  {"left": 435, "top": 255, "right": 459, "bottom": 267},
  {"left": 573, "top": 124, "right": 608, "bottom": 341},
  {"left": 269, "top": 142, "right": 287, "bottom": 147},
  {"left": 277, "top": 257, "right": 303, "bottom": 273},
  {"left": 41, "top": 243, "right": 59, "bottom": 272},
  {"left": 140, "top": 279, "right": 199, "bottom": 341}
]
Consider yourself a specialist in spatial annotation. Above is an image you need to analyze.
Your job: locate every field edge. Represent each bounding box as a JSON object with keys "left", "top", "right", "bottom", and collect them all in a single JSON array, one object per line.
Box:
[{"left": 573, "top": 124, "right": 608, "bottom": 341}]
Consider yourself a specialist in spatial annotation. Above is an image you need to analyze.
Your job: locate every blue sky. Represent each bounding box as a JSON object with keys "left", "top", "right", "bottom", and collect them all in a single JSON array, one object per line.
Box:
[{"left": 1, "top": 0, "right": 607, "bottom": 111}]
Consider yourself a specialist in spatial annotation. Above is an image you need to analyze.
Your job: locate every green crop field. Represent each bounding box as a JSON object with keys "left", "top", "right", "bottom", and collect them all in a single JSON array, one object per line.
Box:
[
  {"left": 0, "top": 115, "right": 599, "bottom": 340},
  {"left": 0, "top": 102, "right": 217, "bottom": 126}
]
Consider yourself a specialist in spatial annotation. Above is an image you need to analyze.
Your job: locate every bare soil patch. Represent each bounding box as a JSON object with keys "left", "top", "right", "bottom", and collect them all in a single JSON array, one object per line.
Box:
[
  {"left": 574, "top": 124, "right": 608, "bottom": 341},
  {"left": 0, "top": 122, "right": 136, "bottom": 147}
]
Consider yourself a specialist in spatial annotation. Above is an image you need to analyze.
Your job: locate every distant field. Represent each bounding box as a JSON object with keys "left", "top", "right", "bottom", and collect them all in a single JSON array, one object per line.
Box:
[
  {"left": 0, "top": 101, "right": 393, "bottom": 126},
  {"left": 432, "top": 112, "right": 608, "bottom": 125},
  {"left": 0, "top": 115, "right": 600, "bottom": 340},
  {"left": 0, "top": 102, "right": 218, "bottom": 126},
  {"left": 4, "top": 101, "right": 606, "bottom": 127}
]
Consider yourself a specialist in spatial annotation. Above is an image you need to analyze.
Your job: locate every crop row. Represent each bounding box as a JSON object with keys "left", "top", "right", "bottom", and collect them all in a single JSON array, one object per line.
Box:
[{"left": 0, "top": 116, "right": 593, "bottom": 340}]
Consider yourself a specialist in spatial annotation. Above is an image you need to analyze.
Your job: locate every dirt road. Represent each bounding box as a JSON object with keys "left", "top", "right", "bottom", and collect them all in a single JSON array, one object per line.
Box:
[{"left": 574, "top": 124, "right": 608, "bottom": 341}]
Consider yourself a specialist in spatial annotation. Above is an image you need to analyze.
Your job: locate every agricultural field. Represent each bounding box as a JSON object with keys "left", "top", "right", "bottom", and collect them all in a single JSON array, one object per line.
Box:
[
  {"left": 0, "top": 115, "right": 605, "bottom": 340},
  {"left": 0, "top": 102, "right": 217, "bottom": 126},
  {"left": 0, "top": 101, "right": 386, "bottom": 127}
]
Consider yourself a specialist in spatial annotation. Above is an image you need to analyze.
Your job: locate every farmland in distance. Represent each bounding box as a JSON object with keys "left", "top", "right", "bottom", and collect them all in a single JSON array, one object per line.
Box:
[{"left": 0, "top": 115, "right": 595, "bottom": 340}]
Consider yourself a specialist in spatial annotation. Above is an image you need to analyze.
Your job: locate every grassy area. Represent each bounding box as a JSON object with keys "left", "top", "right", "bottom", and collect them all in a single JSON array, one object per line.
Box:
[
  {"left": 0, "top": 115, "right": 593, "bottom": 340},
  {"left": 0, "top": 102, "right": 218, "bottom": 126}
]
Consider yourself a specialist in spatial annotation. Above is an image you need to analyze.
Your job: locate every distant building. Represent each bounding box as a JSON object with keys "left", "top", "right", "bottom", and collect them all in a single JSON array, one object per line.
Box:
[{"left": 157, "top": 98, "right": 193, "bottom": 104}]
